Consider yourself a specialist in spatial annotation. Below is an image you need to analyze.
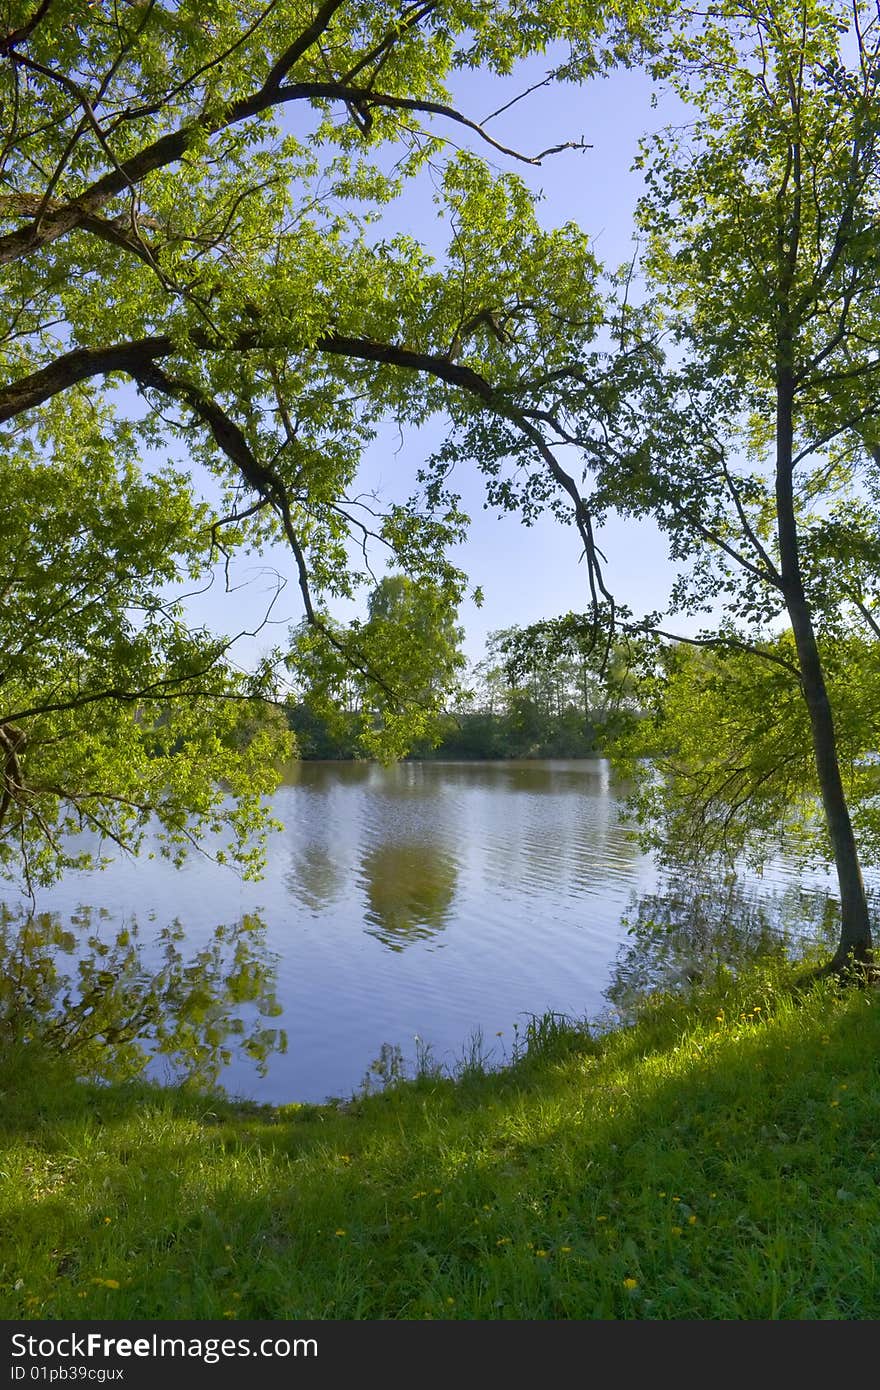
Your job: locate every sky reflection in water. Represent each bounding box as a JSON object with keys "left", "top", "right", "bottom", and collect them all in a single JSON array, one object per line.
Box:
[{"left": 4, "top": 760, "right": 845, "bottom": 1104}]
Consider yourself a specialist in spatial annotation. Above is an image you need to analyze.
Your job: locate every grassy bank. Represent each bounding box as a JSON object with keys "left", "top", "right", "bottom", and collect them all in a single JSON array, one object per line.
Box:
[{"left": 2, "top": 957, "right": 880, "bottom": 1320}]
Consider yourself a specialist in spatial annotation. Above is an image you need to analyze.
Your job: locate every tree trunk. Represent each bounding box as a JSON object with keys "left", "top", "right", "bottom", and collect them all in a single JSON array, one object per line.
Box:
[{"left": 776, "top": 375, "right": 873, "bottom": 968}]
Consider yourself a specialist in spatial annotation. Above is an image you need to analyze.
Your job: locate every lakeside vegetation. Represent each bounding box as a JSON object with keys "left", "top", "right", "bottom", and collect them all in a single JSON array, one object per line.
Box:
[
  {"left": 3, "top": 955, "right": 879, "bottom": 1320},
  {"left": 287, "top": 689, "right": 606, "bottom": 762},
  {"left": 288, "top": 619, "right": 637, "bottom": 761},
  {"left": 7, "top": 0, "right": 880, "bottom": 1326},
  {"left": 5, "top": 0, "right": 880, "bottom": 971}
]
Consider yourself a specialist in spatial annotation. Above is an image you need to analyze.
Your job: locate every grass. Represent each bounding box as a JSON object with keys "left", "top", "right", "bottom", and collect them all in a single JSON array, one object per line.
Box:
[{"left": 2, "top": 954, "right": 880, "bottom": 1320}]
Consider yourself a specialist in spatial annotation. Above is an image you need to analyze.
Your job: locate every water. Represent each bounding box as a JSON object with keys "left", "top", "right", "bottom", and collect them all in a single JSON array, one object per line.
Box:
[{"left": 3, "top": 759, "right": 844, "bottom": 1104}]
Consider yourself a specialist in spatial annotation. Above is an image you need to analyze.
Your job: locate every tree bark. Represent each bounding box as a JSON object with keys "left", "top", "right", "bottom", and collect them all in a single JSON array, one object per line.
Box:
[{"left": 775, "top": 372, "right": 873, "bottom": 967}]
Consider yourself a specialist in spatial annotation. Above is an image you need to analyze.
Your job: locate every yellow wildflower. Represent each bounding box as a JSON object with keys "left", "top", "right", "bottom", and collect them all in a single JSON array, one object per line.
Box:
[{"left": 623, "top": 1278, "right": 638, "bottom": 1290}]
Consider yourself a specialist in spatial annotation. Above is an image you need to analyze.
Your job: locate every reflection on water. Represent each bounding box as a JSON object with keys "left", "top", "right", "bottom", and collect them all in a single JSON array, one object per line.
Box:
[
  {"left": 0, "top": 903, "right": 285, "bottom": 1086},
  {"left": 283, "top": 760, "right": 644, "bottom": 939},
  {"left": 353, "top": 765, "right": 459, "bottom": 949},
  {"left": 359, "top": 842, "right": 457, "bottom": 950},
  {"left": 287, "top": 842, "right": 347, "bottom": 912},
  {"left": 605, "top": 875, "right": 842, "bottom": 1020},
  {"left": 6, "top": 759, "right": 851, "bottom": 1104}
]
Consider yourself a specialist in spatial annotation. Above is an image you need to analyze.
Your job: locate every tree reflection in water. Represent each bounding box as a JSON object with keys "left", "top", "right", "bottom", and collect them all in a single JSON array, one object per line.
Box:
[
  {"left": 606, "top": 874, "right": 843, "bottom": 1020},
  {"left": 0, "top": 903, "right": 285, "bottom": 1087},
  {"left": 359, "top": 840, "right": 457, "bottom": 950}
]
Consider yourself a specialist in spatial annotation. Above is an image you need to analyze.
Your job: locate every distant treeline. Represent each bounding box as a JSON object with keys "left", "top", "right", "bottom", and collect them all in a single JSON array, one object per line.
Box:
[
  {"left": 287, "top": 696, "right": 602, "bottom": 761},
  {"left": 287, "top": 621, "right": 638, "bottom": 761}
]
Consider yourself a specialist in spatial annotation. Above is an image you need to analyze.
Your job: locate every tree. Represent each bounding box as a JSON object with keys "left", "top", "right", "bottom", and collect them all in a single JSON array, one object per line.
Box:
[
  {"left": 8, "top": 0, "right": 876, "bottom": 987},
  {"left": 289, "top": 571, "right": 466, "bottom": 757},
  {"left": 587, "top": 0, "right": 880, "bottom": 969},
  {"left": 618, "top": 634, "right": 880, "bottom": 876},
  {"left": 1, "top": 389, "right": 293, "bottom": 889},
  {"left": 493, "top": 618, "right": 640, "bottom": 737},
  {"left": 0, "top": 0, "right": 657, "bottom": 884}
]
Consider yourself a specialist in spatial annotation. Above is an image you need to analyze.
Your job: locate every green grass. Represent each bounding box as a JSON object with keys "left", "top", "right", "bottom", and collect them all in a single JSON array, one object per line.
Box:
[{"left": 3, "top": 956, "right": 880, "bottom": 1319}]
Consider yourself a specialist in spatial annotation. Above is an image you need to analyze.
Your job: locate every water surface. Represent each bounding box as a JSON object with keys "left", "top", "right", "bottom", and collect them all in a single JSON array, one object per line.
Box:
[{"left": 14, "top": 760, "right": 841, "bottom": 1103}]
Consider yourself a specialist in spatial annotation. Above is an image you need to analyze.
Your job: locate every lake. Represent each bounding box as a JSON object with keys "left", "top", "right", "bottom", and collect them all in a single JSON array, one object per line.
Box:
[{"left": 7, "top": 759, "right": 844, "bottom": 1104}]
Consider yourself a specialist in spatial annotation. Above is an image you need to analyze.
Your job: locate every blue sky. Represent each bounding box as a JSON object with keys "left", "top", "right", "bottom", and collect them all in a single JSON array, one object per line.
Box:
[
  {"left": 436, "top": 61, "right": 682, "bottom": 662},
  {"left": 185, "top": 55, "right": 687, "bottom": 672}
]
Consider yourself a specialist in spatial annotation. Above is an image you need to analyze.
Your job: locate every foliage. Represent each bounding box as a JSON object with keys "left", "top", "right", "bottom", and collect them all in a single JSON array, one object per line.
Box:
[
  {"left": 614, "top": 0, "right": 880, "bottom": 624},
  {"left": 10, "top": 0, "right": 880, "bottom": 969},
  {"left": 1, "top": 396, "right": 294, "bottom": 888},
  {"left": 288, "top": 616, "right": 641, "bottom": 758},
  {"left": 489, "top": 618, "right": 641, "bottom": 732},
  {"left": 0, "top": 0, "right": 661, "bottom": 884},
  {"left": 425, "top": 620, "right": 638, "bottom": 758},
  {"left": 617, "top": 636, "right": 880, "bottom": 872},
  {"left": 568, "top": 0, "right": 880, "bottom": 960},
  {"left": 609, "top": 872, "right": 841, "bottom": 1014},
  {"left": 287, "top": 572, "right": 467, "bottom": 759},
  {"left": 423, "top": 699, "right": 601, "bottom": 759}
]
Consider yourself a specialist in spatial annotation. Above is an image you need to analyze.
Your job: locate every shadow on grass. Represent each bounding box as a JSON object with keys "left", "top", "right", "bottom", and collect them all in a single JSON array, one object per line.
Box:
[{"left": 3, "top": 971, "right": 880, "bottom": 1319}]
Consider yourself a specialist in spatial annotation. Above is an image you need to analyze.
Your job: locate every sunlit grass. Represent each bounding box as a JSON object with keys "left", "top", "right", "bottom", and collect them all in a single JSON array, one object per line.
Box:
[{"left": 2, "top": 955, "right": 880, "bottom": 1318}]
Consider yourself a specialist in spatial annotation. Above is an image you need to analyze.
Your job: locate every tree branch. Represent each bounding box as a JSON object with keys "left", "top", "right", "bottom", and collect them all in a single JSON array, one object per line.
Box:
[
  {"left": 131, "top": 362, "right": 404, "bottom": 706},
  {"left": 0, "top": 0, "right": 54, "bottom": 57},
  {"left": 263, "top": 0, "right": 349, "bottom": 90},
  {"left": 0, "top": 77, "right": 578, "bottom": 267}
]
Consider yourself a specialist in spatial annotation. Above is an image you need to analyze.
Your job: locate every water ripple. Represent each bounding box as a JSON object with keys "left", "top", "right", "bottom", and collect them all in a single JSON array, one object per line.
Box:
[{"left": 15, "top": 758, "right": 852, "bottom": 1104}]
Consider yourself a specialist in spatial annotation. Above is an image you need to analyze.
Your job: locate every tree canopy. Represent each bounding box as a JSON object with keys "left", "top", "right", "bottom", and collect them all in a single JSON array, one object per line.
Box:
[
  {"left": 0, "top": 0, "right": 655, "bottom": 886},
  {"left": 289, "top": 571, "right": 467, "bottom": 758},
  {"left": 584, "top": 0, "right": 880, "bottom": 966},
  {"left": 5, "top": 0, "right": 880, "bottom": 975}
]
